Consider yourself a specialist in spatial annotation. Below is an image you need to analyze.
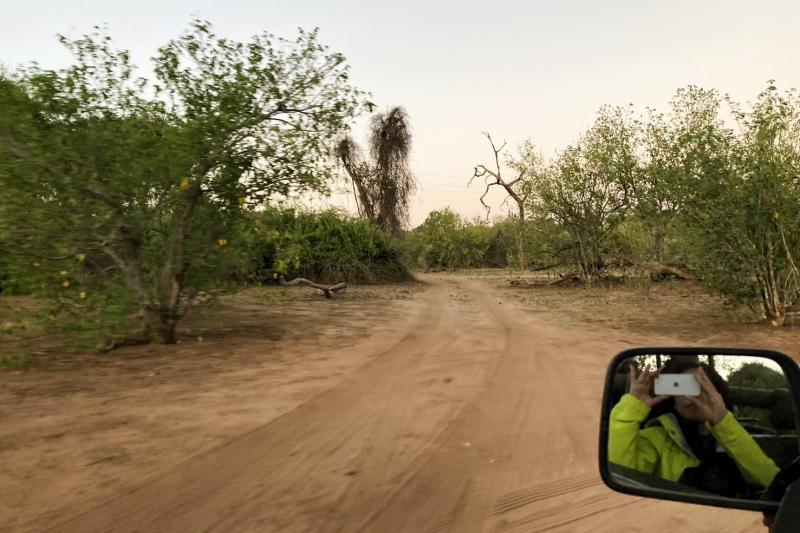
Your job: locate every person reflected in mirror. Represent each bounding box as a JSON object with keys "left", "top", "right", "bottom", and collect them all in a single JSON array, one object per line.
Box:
[{"left": 609, "top": 356, "right": 779, "bottom": 498}]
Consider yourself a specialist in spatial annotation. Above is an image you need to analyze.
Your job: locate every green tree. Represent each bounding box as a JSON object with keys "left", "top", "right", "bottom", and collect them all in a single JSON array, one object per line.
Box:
[
  {"left": 675, "top": 84, "right": 800, "bottom": 326},
  {"left": 633, "top": 109, "right": 684, "bottom": 263},
  {"left": 728, "top": 362, "right": 787, "bottom": 390},
  {"left": 408, "top": 208, "right": 465, "bottom": 270},
  {"left": 0, "top": 20, "right": 369, "bottom": 345},
  {"left": 727, "top": 362, "right": 788, "bottom": 430},
  {"left": 403, "top": 208, "right": 501, "bottom": 270},
  {"left": 527, "top": 106, "right": 637, "bottom": 280}
]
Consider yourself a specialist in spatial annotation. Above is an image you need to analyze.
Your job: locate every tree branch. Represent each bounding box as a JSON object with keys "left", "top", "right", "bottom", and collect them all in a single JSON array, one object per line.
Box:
[
  {"left": 279, "top": 276, "right": 347, "bottom": 299},
  {"left": 79, "top": 186, "right": 124, "bottom": 213}
]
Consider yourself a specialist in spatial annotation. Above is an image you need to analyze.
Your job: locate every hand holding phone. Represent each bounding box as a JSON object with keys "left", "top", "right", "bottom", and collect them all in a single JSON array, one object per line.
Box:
[
  {"left": 627, "top": 363, "right": 669, "bottom": 407},
  {"left": 654, "top": 373, "right": 701, "bottom": 396}
]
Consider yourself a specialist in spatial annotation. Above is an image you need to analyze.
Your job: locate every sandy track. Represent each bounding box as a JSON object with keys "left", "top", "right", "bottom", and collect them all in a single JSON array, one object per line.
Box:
[{"left": 28, "top": 277, "right": 767, "bottom": 532}]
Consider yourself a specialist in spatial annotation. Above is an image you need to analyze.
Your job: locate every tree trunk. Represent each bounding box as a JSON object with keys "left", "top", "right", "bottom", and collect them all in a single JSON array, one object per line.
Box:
[
  {"left": 760, "top": 277, "right": 787, "bottom": 327},
  {"left": 351, "top": 174, "right": 375, "bottom": 222},
  {"left": 763, "top": 295, "right": 787, "bottom": 327},
  {"left": 766, "top": 312, "right": 786, "bottom": 327},
  {"left": 149, "top": 182, "right": 204, "bottom": 344},
  {"left": 144, "top": 307, "right": 179, "bottom": 344},
  {"left": 338, "top": 145, "right": 375, "bottom": 223},
  {"left": 654, "top": 230, "right": 665, "bottom": 264},
  {"left": 158, "top": 321, "right": 178, "bottom": 344},
  {"left": 515, "top": 204, "right": 526, "bottom": 271},
  {"left": 574, "top": 229, "right": 601, "bottom": 282}
]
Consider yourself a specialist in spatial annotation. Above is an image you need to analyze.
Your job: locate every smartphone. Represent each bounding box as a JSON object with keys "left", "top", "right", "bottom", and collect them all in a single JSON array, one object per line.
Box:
[{"left": 654, "top": 374, "right": 701, "bottom": 396}]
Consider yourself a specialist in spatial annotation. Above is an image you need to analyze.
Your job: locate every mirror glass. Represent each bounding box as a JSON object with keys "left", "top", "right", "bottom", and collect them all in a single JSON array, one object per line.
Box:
[{"left": 607, "top": 353, "right": 799, "bottom": 501}]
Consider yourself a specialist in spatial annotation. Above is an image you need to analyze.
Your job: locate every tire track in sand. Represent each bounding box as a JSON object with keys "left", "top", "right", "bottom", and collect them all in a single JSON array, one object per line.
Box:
[
  {"left": 353, "top": 277, "right": 604, "bottom": 532},
  {"left": 37, "top": 275, "right": 763, "bottom": 533},
  {"left": 42, "top": 278, "right": 503, "bottom": 532}
]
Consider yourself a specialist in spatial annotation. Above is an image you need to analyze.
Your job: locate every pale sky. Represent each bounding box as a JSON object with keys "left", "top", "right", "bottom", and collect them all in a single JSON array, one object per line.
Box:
[{"left": 2, "top": 0, "right": 799, "bottom": 226}]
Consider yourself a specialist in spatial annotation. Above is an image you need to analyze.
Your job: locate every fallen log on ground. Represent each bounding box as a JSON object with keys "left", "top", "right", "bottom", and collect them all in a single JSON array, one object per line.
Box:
[
  {"left": 279, "top": 277, "right": 348, "bottom": 299},
  {"left": 529, "top": 262, "right": 564, "bottom": 272},
  {"left": 548, "top": 273, "right": 583, "bottom": 285},
  {"left": 646, "top": 263, "right": 694, "bottom": 281}
]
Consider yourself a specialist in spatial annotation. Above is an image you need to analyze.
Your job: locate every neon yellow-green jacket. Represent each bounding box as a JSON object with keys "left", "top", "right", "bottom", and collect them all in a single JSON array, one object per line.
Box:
[{"left": 609, "top": 393, "right": 779, "bottom": 488}]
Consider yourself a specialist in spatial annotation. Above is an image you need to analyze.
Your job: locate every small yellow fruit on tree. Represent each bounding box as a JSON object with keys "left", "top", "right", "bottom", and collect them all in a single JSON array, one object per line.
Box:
[
  {"left": 79, "top": 292, "right": 87, "bottom": 299},
  {"left": 179, "top": 179, "right": 190, "bottom": 190},
  {"left": 62, "top": 280, "right": 70, "bottom": 288},
  {"left": 218, "top": 239, "right": 228, "bottom": 247}
]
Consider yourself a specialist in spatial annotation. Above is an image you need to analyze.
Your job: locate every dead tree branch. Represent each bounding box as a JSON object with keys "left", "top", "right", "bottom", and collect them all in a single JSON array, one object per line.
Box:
[
  {"left": 470, "top": 132, "right": 532, "bottom": 270},
  {"left": 469, "top": 132, "right": 528, "bottom": 219},
  {"left": 645, "top": 263, "right": 694, "bottom": 281},
  {"left": 279, "top": 277, "right": 348, "bottom": 299}
]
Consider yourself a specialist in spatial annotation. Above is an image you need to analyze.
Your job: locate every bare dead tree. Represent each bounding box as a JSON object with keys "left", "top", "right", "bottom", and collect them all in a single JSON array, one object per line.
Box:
[
  {"left": 470, "top": 132, "right": 532, "bottom": 270},
  {"left": 336, "top": 106, "right": 416, "bottom": 235},
  {"left": 336, "top": 136, "right": 375, "bottom": 221},
  {"left": 370, "top": 107, "right": 415, "bottom": 235}
]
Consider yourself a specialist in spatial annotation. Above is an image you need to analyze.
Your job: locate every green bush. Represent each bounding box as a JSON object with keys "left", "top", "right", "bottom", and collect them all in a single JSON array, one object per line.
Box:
[
  {"left": 728, "top": 362, "right": 788, "bottom": 430},
  {"left": 0, "top": 237, "right": 35, "bottom": 295},
  {"left": 728, "top": 362, "right": 787, "bottom": 390},
  {"left": 400, "top": 209, "right": 573, "bottom": 271},
  {"left": 401, "top": 209, "right": 494, "bottom": 270},
  {"left": 246, "top": 207, "right": 409, "bottom": 284},
  {"left": 0, "top": 246, "right": 8, "bottom": 295}
]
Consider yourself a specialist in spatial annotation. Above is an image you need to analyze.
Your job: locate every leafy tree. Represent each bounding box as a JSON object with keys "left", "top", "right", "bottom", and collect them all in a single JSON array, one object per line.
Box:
[
  {"left": 407, "top": 208, "right": 467, "bottom": 270},
  {"left": 632, "top": 109, "right": 684, "bottom": 263},
  {"left": 402, "top": 211, "right": 570, "bottom": 272},
  {"left": 727, "top": 362, "right": 788, "bottom": 430},
  {"left": 479, "top": 219, "right": 518, "bottom": 268},
  {"left": 337, "top": 106, "right": 416, "bottom": 235},
  {"left": 674, "top": 85, "right": 800, "bottom": 326},
  {"left": 526, "top": 106, "right": 637, "bottom": 280},
  {"left": 728, "top": 362, "right": 787, "bottom": 390},
  {"left": 402, "top": 209, "right": 497, "bottom": 270},
  {"left": 0, "top": 20, "right": 369, "bottom": 345},
  {"left": 607, "top": 216, "right": 653, "bottom": 267}
]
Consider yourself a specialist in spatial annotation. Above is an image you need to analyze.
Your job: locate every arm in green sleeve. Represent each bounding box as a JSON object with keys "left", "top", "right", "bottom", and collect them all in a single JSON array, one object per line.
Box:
[
  {"left": 707, "top": 412, "right": 780, "bottom": 488},
  {"left": 608, "top": 393, "right": 660, "bottom": 475}
]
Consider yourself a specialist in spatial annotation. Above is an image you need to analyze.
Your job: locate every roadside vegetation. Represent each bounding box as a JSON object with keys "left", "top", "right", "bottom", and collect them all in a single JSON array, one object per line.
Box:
[
  {"left": 1, "top": 19, "right": 799, "bottom": 364},
  {"left": 0, "top": 19, "right": 408, "bottom": 354},
  {"left": 419, "top": 84, "right": 800, "bottom": 327}
]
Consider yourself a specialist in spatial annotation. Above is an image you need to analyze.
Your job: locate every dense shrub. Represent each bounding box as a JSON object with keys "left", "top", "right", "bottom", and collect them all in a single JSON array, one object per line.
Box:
[
  {"left": 401, "top": 209, "right": 573, "bottom": 271},
  {"left": 401, "top": 209, "right": 492, "bottom": 270},
  {"left": 245, "top": 208, "right": 409, "bottom": 284}
]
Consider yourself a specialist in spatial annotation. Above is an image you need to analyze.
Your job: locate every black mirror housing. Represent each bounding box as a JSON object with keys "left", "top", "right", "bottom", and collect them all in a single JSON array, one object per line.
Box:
[{"left": 599, "top": 347, "right": 800, "bottom": 513}]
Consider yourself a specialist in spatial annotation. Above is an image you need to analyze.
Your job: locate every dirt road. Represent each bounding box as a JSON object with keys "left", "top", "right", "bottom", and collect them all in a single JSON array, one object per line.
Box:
[{"left": 7, "top": 276, "right": 769, "bottom": 532}]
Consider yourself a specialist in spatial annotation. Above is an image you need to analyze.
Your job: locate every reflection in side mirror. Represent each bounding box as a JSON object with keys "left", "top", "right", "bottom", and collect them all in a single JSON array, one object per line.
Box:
[{"left": 599, "top": 348, "right": 800, "bottom": 514}]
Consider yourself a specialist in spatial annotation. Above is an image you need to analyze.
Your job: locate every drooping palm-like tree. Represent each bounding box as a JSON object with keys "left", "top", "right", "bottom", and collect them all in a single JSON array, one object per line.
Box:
[{"left": 337, "top": 106, "right": 416, "bottom": 235}]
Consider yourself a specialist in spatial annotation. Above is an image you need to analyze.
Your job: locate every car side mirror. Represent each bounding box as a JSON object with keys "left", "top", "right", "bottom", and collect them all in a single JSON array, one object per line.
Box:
[{"left": 598, "top": 347, "right": 800, "bottom": 521}]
